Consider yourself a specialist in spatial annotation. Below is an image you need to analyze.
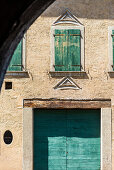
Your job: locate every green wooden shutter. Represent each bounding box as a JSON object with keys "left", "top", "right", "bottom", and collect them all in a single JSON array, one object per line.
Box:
[
  {"left": 68, "top": 29, "right": 81, "bottom": 71},
  {"left": 112, "top": 30, "right": 114, "bottom": 71},
  {"left": 7, "top": 40, "right": 23, "bottom": 71},
  {"left": 54, "top": 29, "right": 81, "bottom": 71},
  {"left": 55, "top": 29, "right": 68, "bottom": 71}
]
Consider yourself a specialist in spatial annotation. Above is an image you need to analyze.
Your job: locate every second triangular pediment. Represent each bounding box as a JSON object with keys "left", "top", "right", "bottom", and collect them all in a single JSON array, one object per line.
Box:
[{"left": 54, "top": 77, "right": 81, "bottom": 90}]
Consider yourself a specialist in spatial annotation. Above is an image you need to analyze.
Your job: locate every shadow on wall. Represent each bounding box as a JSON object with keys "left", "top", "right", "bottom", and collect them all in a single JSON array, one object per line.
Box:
[
  {"left": 42, "top": 0, "right": 114, "bottom": 19},
  {"left": 0, "top": 0, "right": 114, "bottom": 90}
]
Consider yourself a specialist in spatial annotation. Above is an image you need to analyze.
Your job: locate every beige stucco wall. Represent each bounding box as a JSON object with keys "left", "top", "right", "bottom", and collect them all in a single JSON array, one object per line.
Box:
[{"left": 0, "top": 0, "right": 114, "bottom": 169}]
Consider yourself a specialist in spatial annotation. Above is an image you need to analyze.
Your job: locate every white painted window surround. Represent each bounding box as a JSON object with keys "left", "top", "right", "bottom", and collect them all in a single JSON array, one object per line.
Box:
[
  {"left": 23, "top": 107, "right": 112, "bottom": 170},
  {"left": 108, "top": 26, "right": 114, "bottom": 72},
  {"left": 50, "top": 25, "right": 85, "bottom": 72},
  {"left": 50, "top": 10, "right": 85, "bottom": 72},
  {"left": 5, "top": 35, "right": 28, "bottom": 78},
  {"left": 22, "top": 34, "right": 26, "bottom": 71}
]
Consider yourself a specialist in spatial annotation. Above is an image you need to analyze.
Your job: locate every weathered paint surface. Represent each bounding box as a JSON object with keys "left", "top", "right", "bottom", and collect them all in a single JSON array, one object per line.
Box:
[
  {"left": 68, "top": 29, "right": 81, "bottom": 71},
  {"left": 55, "top": 29, "right": 81, "bottom": 71},
  {"left": 55, "top": 29, "right": 67, "bottom": 71},
  {"left": 34, "top": 109, "right": 100, "bottom": 170},
  {"left": 7, "top": 40, "right": 22, "bottom": 71},
  {"left": 24, "top": 99, "right": 111, "bottom": 108}
]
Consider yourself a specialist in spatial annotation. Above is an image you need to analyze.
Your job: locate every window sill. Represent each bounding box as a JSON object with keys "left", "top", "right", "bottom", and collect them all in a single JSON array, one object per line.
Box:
[
  {"left": 5, "top": 71, "right": 29, "bottom": 79},
  {"left": 49, "top": 71, "right": 88, "bottom": 79},
  {"left": 108, "top": 71, "right": 114, "bottom": 78}
]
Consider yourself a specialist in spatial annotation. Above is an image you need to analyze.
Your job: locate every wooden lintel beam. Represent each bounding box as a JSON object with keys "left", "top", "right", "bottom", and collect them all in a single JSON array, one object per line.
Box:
[{"left": 24, "top": 99, "right": 111, "bottom": 109}]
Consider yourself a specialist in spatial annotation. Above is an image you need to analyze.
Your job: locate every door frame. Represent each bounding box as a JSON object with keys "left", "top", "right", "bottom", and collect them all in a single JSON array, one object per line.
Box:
[{"left": 22, "top": 99, "right": 112, "bottom": 170}]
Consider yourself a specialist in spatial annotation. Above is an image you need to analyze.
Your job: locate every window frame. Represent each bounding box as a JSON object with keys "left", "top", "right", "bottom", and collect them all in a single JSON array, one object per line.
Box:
[
  {"left": 7, "top": 34, "right": 26, "bottom": 72},
  {"left": 51, "top": 25, "right": 84, "bottom": 72},
  {"left": 22, "top": 34, "right": 26, "bottom": 71},
  {"left": 5, "top": 35, "right": 29, "bottom": 78},
  {"left": 108, "top": 26, "right": 114, "bottom": 72}
]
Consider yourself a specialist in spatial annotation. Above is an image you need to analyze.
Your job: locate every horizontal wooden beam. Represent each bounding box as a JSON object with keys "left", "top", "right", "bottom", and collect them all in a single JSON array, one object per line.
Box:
[{"left": 24, "top": 98, "right": 111, "bottom": 109}]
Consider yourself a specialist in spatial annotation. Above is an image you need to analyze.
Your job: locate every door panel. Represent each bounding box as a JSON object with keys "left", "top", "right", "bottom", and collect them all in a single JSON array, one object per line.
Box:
[
  {"left": 66, "top": 110, "right": 100, "bottom": 170},
  {"left": 34, "top": 109, "right": 67, "bottom": 170}
]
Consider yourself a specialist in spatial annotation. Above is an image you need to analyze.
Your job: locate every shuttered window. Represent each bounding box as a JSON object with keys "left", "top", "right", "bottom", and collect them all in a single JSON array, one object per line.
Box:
[
  {"left": 7, "top": 40, "right": 23, "bottom": 71},
  {"left": 112, "top": 30, "right": 114, "bottom": 71},
  {"left": 54, "top": 29, "right": 81, "bottom": 71}
]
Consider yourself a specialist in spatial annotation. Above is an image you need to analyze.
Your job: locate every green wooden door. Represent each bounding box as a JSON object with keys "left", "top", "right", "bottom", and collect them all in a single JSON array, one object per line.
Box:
[{"left": 34, "top": 109, "right": 100, "bottom": 170}]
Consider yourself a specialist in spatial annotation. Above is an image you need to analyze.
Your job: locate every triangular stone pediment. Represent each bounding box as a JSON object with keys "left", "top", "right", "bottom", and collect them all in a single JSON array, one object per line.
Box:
[
  {"left": 54, "top": 77, "right": 81, "bottom": 90},
  {"left": 53, "top": 10, "right": 83, "bottom": 26}
]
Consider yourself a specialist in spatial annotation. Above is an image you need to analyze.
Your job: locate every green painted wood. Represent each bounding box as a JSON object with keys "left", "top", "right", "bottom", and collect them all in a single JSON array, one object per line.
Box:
[
  {"left": 34, "top": 109, "right": 67, "bottom": 170},
  {"left": 68, "top": 29, "right": 81, "bottom": 71},
  {"left": 112, "top": 30, "right": 114, "bottom": 71},
  {"left": 7, "top": 40, "right": 22, "bottom": 71},
  {"left": 48, "top": 137, "right": 66, "bottom": 170},
  {"left": 54, "top": 29, "right": 81, "bottom": 71},
  {"left": 34, "top": 109, "right": 100, "bottom": 170},
  {"left": 66, "top": 109, "right": 100, "bottom": 170},
  {"left": 55, "top": 30, "right": 67, "bottom": 71}
]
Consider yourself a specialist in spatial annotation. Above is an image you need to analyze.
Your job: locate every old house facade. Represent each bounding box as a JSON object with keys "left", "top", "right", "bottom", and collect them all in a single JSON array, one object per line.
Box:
[{"left": 0, "top": 0, "right": 114, "bottom": 169}]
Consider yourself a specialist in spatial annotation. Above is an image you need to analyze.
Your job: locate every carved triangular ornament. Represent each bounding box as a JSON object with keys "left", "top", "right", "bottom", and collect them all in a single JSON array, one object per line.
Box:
[
  {"left": 53, "top": 10, "right": 83, "bottom": 26},
  {"left": 54, "top": 77, "right": 81, "bottom": 90}
]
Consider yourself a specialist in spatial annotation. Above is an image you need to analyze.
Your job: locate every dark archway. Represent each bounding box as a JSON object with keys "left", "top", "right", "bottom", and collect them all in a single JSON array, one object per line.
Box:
[{"left": 0, "top": 0, "right": 55, "bottom": 89}]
